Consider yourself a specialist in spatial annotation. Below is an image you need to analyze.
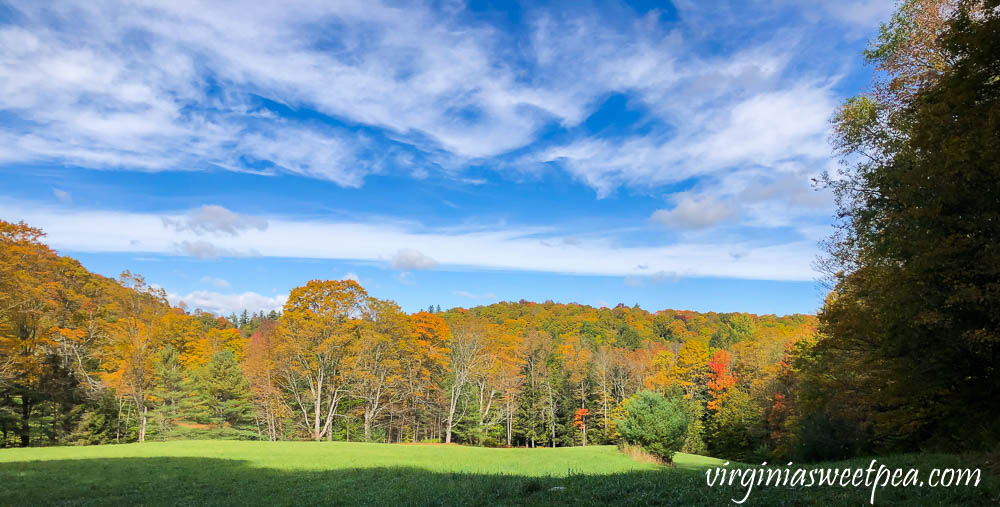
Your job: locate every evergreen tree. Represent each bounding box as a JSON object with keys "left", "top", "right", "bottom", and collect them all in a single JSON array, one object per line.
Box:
[
  {"left": 150, "top": 345, "right": 187, "bottom": 439},
  {"left": 191, "top": 350, "right": 254, "bottom": 429}
]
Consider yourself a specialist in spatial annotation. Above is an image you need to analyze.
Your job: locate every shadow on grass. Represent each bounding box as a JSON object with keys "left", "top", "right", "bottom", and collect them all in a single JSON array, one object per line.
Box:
[
  {"left": 0, "top": 457, "right": 693, "bottom": 506},
  {"left": 1, "top": 457, "right": 997, "bottom": 506}
]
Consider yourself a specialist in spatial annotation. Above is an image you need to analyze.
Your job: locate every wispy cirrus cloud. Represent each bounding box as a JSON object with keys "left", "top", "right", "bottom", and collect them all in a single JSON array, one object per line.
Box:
[
  {"left": 200, "top": 276, "right": 231, "bottom": 289},
  {"left": 1, "top": 1, "right": 854, "bottom": 206},
  {"left": 0, "top": 0, "right": 580, "bottom": 181},
  {"left": 173, "top": 240, "right": 259, "bottom": 260},
  {"left": 623, "top": 270, "right": 679, "bottom": 287},
  {"left": 533, "top": 84, "right": 838, "bottom": 197},
  {"left": 2, "top": 202, "right": 822, "bottom": 281}
]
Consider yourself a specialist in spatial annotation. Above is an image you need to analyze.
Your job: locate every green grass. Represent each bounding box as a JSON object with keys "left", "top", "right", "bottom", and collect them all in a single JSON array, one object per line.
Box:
[{"left": 0, "top": 441, "right": 996, "bottom": 505}]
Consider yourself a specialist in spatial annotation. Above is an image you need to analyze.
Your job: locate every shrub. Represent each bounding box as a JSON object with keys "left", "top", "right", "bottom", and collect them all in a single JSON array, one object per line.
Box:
[{"left": 614, "top": 390, "right": 689, "bottom": 463}]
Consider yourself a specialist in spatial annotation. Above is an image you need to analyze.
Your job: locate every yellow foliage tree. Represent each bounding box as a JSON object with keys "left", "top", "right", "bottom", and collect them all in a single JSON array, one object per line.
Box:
[
  {"left": 102, "top": 271, "right": 168, "bottom": 442},
  {"left": 274, "top": 279, "right": 366, "bottom": 440},
  {"left": 668, "top": 338, "right": 709, "bottom": 398}
]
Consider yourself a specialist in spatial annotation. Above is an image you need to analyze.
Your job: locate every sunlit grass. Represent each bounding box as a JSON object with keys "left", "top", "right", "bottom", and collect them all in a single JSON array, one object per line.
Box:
[{"left": 0, "top": 441, "right": 995, "bottom": 505}]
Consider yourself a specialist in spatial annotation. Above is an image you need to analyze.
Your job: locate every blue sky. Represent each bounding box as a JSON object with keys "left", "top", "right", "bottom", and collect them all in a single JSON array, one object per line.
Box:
[{"left": 0, "top": 0, "right": 893, "bottom": 316}]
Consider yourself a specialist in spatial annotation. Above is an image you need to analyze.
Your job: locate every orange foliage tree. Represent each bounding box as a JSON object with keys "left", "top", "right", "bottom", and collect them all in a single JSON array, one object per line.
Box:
[{"left": 706, "top": 350, "right": 736, "bottom": 411}]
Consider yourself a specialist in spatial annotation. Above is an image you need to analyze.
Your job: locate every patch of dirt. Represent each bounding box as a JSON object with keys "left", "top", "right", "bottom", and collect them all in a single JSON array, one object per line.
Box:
[{"left": 174, "top": 421, "right": 215, "bottom": 430}]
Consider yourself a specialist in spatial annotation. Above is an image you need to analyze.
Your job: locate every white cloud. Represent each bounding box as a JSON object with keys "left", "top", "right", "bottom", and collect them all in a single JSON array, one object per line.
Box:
[
  {"left": 162, "top": 205, "right": 267, "bottom": 236},
  {"left": 236, "top": 128, "right": 378, "bottom": 187},
  {"left": 819, "top": 1, "right": 895, "bottom": 29},
  {"left": 391, "top": 249, "right": 438, "bottom": 270},
  {"left": 0, "top": 0, "right": 603, "bottom": 178},
  {"left": 650, "top": 193, "right": 738, "bottom": 230},
  {"left": 535, "top": 84, "right": 838, "bottom": 197},
  {"left": 1, "top": 201, "right": 822, "bottom": 281},
  {"left": 397, "top": 271, "right": 415, "bottom": 285},
  {"left": 0, "top": 0, "right": 861, "bottom": 202},
  {"left": 341, "top": 272, "right": 360, "bottom": 282},
  {"left": 737, "top": 170, "right": 827, "bottom": 209},
  {"left": 168, "top": 289, "right": 287, "bottom": 316},
  {"left": 52, "top": 188, "right": 71, "bottom": 203},
  {"left": 624, "top": 270, "right": 679, "bottom": 287},
  {"left": 200, "top": 276, "right": 231, "bottom": 289},
  {"left": 173, "top": 240, "right": 257, "bottom": 259}
]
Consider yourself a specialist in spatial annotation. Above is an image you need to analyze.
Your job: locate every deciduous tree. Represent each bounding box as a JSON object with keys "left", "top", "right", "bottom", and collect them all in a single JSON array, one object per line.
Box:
[{"left": 274, "top": 279, "right": 366, "bottom": 440}]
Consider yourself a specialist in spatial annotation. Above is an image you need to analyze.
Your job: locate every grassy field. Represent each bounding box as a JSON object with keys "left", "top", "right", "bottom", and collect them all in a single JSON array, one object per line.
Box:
[{"left": 0, "top": 441, "right": 996, "bottom": 505}]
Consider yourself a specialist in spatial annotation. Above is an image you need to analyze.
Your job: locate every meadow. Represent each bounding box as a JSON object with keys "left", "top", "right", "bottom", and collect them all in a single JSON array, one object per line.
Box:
[{"left": 0, "top": 441, "right": 996, "bottom": 506}]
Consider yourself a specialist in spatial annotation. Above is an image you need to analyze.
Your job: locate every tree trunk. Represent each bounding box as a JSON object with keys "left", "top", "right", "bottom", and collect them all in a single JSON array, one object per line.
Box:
[
  {"left": 550, "top": 406, "right": 556, "bottom": 448},
  {"left": 138, "top": 404, "right": 147, "bottom": 442},
  {"left": 51, "top": 403, "right": 58, "bottom": 444},
  {"left": 19, "top": 395, "right": 31, "bottom": 448},
  {"left": 603, "top": 395, "right": 608, "bottom": 435},
  {"left": 506, "top": 403, "right": 512, "bottom": 446},
  {"left": 548, "top": 386, "right": 556, "bottom": 448},
  {"left": 313, "top": 374, "right": 324, "bottom": 441},
  {"left": 445, "top": 387, "right": 457, "bottom": 444},
  {"left": 123, "top": 403, "right": 133, "bottom": 442}
]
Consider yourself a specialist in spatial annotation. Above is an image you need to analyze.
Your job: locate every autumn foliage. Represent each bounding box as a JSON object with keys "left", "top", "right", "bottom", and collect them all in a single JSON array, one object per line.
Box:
[{"left": 1, "top": 218, "right": 821, "bottom": 459}]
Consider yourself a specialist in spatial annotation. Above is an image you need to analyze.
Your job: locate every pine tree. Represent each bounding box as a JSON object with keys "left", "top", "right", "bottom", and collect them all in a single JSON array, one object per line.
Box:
[
  {"left": 189, "top": 350, "right": 253, "bottom": 430},
  {"left": 150, "top": 345, "right": 187, "bottom": 439}
]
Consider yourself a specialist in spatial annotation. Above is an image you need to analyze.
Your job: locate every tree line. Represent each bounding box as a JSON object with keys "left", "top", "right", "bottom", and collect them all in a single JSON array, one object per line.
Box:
[{"left": 0, "top": 219, "right": 819, "bottom": 460}]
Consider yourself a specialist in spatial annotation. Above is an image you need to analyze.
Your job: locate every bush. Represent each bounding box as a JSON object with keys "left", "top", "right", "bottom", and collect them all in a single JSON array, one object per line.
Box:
[{"left": 614, "top": 391, "right": 689, "bottom": 463}]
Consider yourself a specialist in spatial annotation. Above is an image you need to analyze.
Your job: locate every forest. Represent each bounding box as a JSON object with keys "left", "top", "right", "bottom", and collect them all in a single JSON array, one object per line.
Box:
[{"left": 0, "top": 220, "right": 817, "bottom": 462}]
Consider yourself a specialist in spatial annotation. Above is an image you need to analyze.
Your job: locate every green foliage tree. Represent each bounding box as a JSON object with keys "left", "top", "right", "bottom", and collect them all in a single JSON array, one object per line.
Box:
[
  {"left": 150, "top": 345, "right": 186, "bottom": 439},
  {"left": 706, "top": 387, "right": 762, "bottom": 461},
  {"left": 190, "top": 350, "right": 254, "bottom": 430},
  {"left": 681, "top": 398, "right": 706, "bottom": 455},
  {"left": 709, "top": 314, "right": 755, "bottom": 349},
  {"left": 652, "top": 313, "right": 682, "bottom": 342},
  {"left": 614, "top": 390, "right": 689, "bottom": 463},
  {"left": 814, "top": 0, "right": 1000, "bottom": 452}
]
